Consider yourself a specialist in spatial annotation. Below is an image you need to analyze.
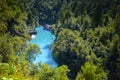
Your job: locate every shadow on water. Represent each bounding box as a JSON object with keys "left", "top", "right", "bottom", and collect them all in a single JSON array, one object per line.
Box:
[{"left": 43, "top": 44, "right": 50, "bottom": 49}]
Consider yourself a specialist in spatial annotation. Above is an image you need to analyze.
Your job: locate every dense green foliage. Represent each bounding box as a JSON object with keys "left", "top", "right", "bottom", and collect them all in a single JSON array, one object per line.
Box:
[
  {"left": 51, "top": 0, "right": 120, "bottom": 79},
  {"left": 0, "top": 0, "right": 69, "bottom": 80},
  {"left": 0, "top": 0, "right": 120, "bottom": 80},
  {"left": 75, "top": 62, "right": 107, "bottom": 80}
]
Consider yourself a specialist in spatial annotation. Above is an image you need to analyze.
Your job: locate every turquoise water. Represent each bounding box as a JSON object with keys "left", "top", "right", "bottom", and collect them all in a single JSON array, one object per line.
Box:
[{"left": 29, "top": 26, "right": 58, "bottom": 67}]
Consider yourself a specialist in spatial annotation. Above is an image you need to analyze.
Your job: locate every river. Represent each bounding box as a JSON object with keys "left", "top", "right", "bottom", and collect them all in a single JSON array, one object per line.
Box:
[{"left": 29, "top": 26, "right": 58, "bottom": 67}]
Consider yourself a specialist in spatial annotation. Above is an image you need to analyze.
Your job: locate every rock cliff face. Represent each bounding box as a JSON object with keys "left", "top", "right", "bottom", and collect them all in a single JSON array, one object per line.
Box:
[
  {"left": 44, "top": 24, "right": 51, "bottom": 30},
  {"left": 10, "top": 30, "right": 25, "bottom": 37},
  {"left": 29, "top": 30, "right": 37, "bottom": 36}
]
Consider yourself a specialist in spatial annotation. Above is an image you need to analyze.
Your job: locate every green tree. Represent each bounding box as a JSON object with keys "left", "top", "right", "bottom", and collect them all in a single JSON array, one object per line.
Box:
[
  {"left": 38, "top": 64, "right": 69, "bottom": 80},
  {"left": 76, "top": 62, "right": 107, "bottom": 80},
  {"left": 25, "top": 44, "right": 41, "bottom": 62}
]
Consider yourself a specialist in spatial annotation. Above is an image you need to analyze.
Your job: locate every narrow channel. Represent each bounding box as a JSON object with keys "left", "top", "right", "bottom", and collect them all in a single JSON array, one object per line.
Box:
[{"left": 29, "top": 26, "right": 58, "bottom": 67}]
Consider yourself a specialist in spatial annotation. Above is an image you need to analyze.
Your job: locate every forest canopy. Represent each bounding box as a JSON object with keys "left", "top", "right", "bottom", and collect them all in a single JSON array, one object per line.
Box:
[{"left": 0, "top": 0, "right": 120, "bottom": 80}]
